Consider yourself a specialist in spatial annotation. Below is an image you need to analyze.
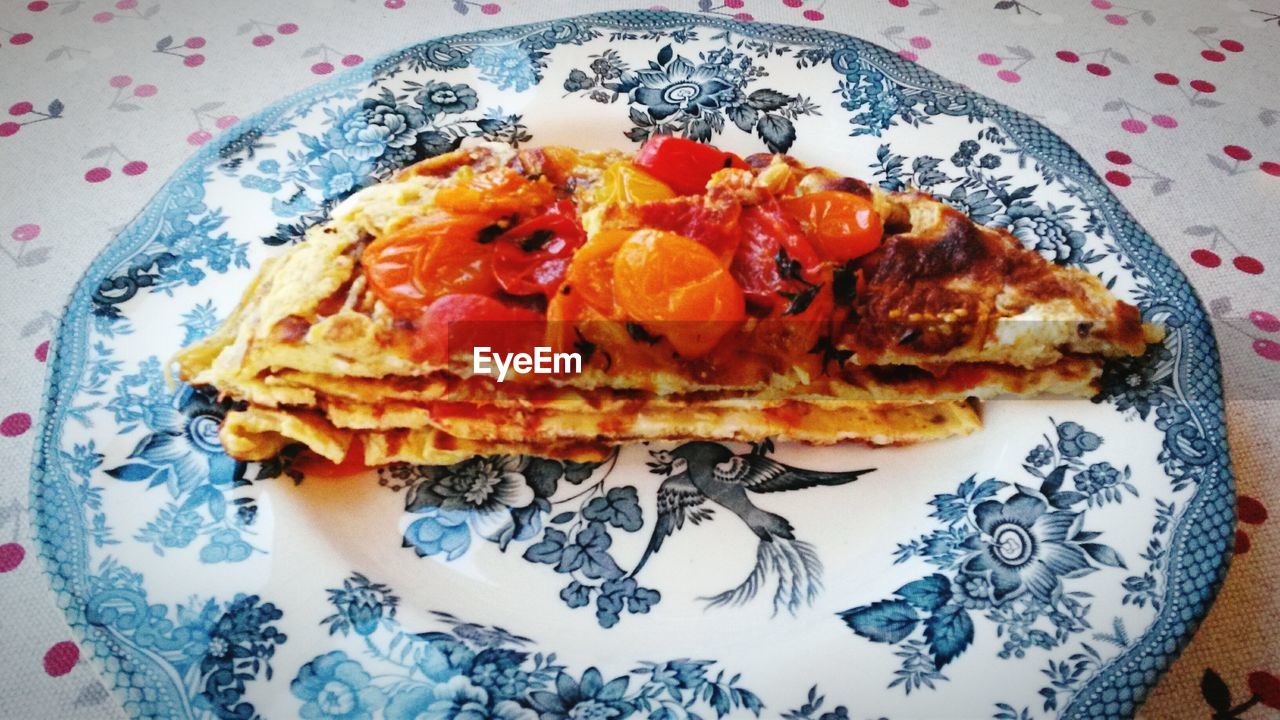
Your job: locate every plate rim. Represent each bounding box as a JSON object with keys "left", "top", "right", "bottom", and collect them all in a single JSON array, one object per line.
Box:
[{"left": 28, "top": 9, "right": 1235, "bottom": 719}]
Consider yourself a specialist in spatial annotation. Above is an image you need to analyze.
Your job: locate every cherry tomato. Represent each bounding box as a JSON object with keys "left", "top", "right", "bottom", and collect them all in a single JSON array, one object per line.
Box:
[
  {"left": 363, "top": 212, "right": 500, "bottom": 316},
  {"left": 561, "top": 228, "right": 635, "bottom": 315},
  {"left": 612, "top": 229, "right": 745, "bottom": 357},
  {"left": 780, "top": 191, "right": 883, "bottom": 262},
  {"left": 433, "top": 167, "right": 556, "bottom": 217},
  {"left": 595, "top": 162, "right": 675, "bottom": 205},
  {"left": 633, "top": 135, "right": 750, "bottom": 195},
  {"left": 635, "top": 195, "right": 742, "bottom": 263},
  {"left": 293, "top": 438, "right": 368, "bottom": 478},
  {"left": 409, "top": 293, "right": 546, "bottom": 365},
  {"left": 492, "top": 200, "right": 587, "bottom": 298},
  {"left": 729, "top": 201, "right": 826, "bottom": 316}
]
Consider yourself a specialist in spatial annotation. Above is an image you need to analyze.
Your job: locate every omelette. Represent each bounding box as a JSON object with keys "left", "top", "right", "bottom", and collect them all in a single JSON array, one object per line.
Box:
[{"left": 175, "top": 138, "right": 1160, "bottom": 468}]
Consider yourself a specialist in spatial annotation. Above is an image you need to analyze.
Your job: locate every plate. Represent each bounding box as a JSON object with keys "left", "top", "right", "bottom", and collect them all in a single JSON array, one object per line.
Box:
[{"left": 31, "top": 10, "right": 1233, "bottom": 719}]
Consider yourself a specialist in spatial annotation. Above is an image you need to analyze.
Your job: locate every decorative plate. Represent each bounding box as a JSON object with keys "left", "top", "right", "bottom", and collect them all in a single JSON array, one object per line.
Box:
[{"left": 31, "top": 10, "right": 1233, "bottom": 720}]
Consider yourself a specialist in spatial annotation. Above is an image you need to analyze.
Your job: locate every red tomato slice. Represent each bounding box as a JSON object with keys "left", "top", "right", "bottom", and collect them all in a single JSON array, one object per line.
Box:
[
  {"left": 294, "top": 438, "right": 368, "bottom": 478},
  {"left": 492, "top": 200, "right": 586, "bottom": 298},
  {"left": 633, "top": 135, "right": 750, "bottom": 195},
  {"left": 410, "top": 293, "right": 546, "bottom": 365},
  {"left": 729, "top": 201, "right": 826, "bottom": 316}
]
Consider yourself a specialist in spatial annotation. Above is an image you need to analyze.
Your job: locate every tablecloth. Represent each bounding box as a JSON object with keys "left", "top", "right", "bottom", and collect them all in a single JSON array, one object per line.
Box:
[{"left": 0, "top": 1, "right": 1276, "bottom": 717}]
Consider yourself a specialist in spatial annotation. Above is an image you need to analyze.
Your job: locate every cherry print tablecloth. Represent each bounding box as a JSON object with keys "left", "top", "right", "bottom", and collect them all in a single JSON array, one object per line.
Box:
[{"left": 1, "top": 1, "right": 1276, "bottom": 717}]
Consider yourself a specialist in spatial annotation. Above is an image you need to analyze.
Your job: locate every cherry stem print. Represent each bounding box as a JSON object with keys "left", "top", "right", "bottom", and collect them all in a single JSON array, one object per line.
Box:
[
  {"left": 92, "top": 0, "right": 158, "bottom": 23},
  {"left": 154, "top": 35, "right": 205, "bottom": 67},
  {"left": 1189, "top": 26, "right": 1244, "bottom": 62},
  {"left": 1252, "top": 10, "right": 1280, "bottom": 26},
  {"left": 1055, "top": 47, "right": 1126, "bottom": 77},
  {"left": 81, "top": 144, "right": 148, "bottom": 182},
  {"left": 450, "top": 0, "right": 502, "bottom": 15},
  {"left": 44, "top": 45, "right": 93, "bottom": 62},
  {"left": 1102, "top": 149, "right": 1171, "bottom": 194},
  {"left": 1, "top": 98, "right": 64, "bottom": 138},
  {"left": 236, "top": 19, "right": 299, "bottom": 47},
  {"left": 1091, "top": 0, "right": 1153, "bottom": 26},
  {"left": 1216, "top": 313, "right": 1280, "bottom": 363},
  {"left": 106, "top": 76, "right": 156, "bottom": 111},
  {"left": 187, "top": 102, "right": 238, "bottom": 145},
  {"left": 978, "top": 45, "right": 1033, "bottom": 83},
  {"left": 1102, "top": 98, "right": 1176, "bottom": 132},
  {"left": 696, "top": 0, "right": 755, "bottom": 22},
  {"left": 880, "top": 26, "right": 931, "bottom": 62},
  {"left": 1, "top": 25, "right": 35, "bottom": 44},
  {"left": 1184, "top": 225, "right": 1265, "bottom": 275},
  {"left": 303, "top": 43, "right": 364, "bottom": 75},
  {"left": 1207, "top": 145, "right": 1280, "bottom": 179},
  {"left": 993, "top": 1, "right": 1041, "bottom": 16},
  {"left": 1152, "top": 72, "right": 1220, "bottom": 108},
  {"left": 1, "top": 223, "right": 50, "bottom": 268}
]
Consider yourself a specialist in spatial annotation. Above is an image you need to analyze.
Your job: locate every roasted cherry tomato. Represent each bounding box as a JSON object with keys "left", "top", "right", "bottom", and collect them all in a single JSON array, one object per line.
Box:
[
  {"left": 780, "top": 191, "right": 883, "bottom": 262},
  {"left": 612, "top": 229, "right": 745, "bottom": 357},
  {"left": 492, "top": 200, "right": 587, "bottom": 298},
  {"left": 363, "top": 212, "right": 500, "bottom": 316},
  {"left": 595, "top": 162, "right": 675, "bottom": 205},
  {"left": 633, "top": 135, "right": 750, "bottom": 195},
  {"left": 409, "top": 293, "right": 546, "bottom": 365},
  {"left": 729, "top": 201, "right": 827, "bottom": 316},
  {"left": 635, "top": 195, "right": 742, "bottom": 263},
  {"left": 294, "top": 438, "right": 368, "bottom": 478},
  {"left": 561, "top": 228, "right": 635, "bottom": 315},
  {"left": 433, "top": 167, "right": 556, "bottom": 217}
]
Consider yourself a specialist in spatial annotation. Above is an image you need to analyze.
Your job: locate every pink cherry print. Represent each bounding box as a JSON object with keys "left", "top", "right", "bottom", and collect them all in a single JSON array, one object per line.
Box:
[
  {"left": 733, "top": 12, "right": 754, "bottom": 20},
  {"left": 724, "top": 0, "right": 744, "bottom": 6},
  {"left": 9, "top": 101, "right": 33, "bottom": 116},
  {"left": 133, "top": 84, "right": 157, "bottom": 98},
  {"left": 1250, "top": 311, "right": 1280, "bottom": 333},
  {"left": 978, "top": 53, "right": 1001, "bottom": 66},
  {"left": 84, "top": 167, "right": 111, "bottom": 183},
  {"left": 481, "top": 3, "right": 501, "bottom": 13},
  {"left": 12, "top": 223, "right": 40, "bottom": 241},
  {"left": 0, "top": 122, "right": 22, "bottom": 137},
  {"left": 109, "top": 74, "right": 132, "bottom": 88},
  {"left": 0, "top": 543, "right": 25, "bottom": 572},
  {"left": 122, "top": 160, "right": 148, "bottom": 176},
  {"left": 252, "top": 34, "right": 274, "bottom": 47},
  {"left": 910, "top": 36, "right": 931, "bottom": 49},
  {"left": 115, "top": 0, "right": 137, "bottom": 8},
  {"left": 277, "top": 22, "right": 298, "bottom": 34},
  {"left": 783, "top": 0, "right": 803, "bottom": 6},
  {"left": 997, "top": 70, "right": 1021, "bottom": 83},
  {"left": 215, "top": 114, "right": 238, "bottom": 129},
  {"left": 185, "top": 36, "right": 206, "bottom": 49},
  {"left": 1091, "top": 0, "right": 1112, "bottom": 7},
  {"left": 803, "top": 9, "right": 824, "bottom": 20},
  {"left": 1260, "top": 161, "right": 1280, "bottom": 177},
  {"left": 1256, "top": 339, "right": 1280, "bottom": 361},
  {"left": 311, "top": 61, "right": 334, "bottom": 75},
  {"left": 1150, "top": 114, "right": 1177, "bottom": 128},
  {"left": 28, "top": 1, "right": 50, "bottom": 10},
  {"left": 187, "top": 130, "right": 212, "bottom": 145},
  {"left": 43, "top": 642, "right": 79, "bottom": 677},
  {"left": 341, "top": 54, "right": 363, "bottom": 67},
  {"left": 385, "top": 0, "right": 405, "bottom": 7},
  {"left": 898, "top": 50, "right": 919, "bottom": 62},
  {"left": 185, "top": 54, "right": 206, "bottom": 67},
  {"left": 1120, "top": 119, "right": 1147, "bottom": 134},
  {"left": 92, "top": 11, "right": 113, "bottom": 22},
  {"left": 1190, "top": 249, "right": 1221, "bottom": 268},
  {"left": 35, "top": 340, "right": 49, "bottom": 362},
  {"left": 1104, "top": 14, "right": 1127, "bottom": 25},
  {"left": 0, "top": 412, "right": 32, "bottom": 436},
  {"left": 1224, "top": 145, "right": 1252, "bottom": 161}
]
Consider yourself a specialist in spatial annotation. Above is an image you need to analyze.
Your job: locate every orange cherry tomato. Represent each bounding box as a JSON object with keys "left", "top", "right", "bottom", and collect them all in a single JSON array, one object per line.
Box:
[
  {"left": 363, "top": 212, "right": 500, "bottom": 316},
  {"left": 612, "top": 229, "right": 745, "bottom": 357},
  {"left": 562, "top": 228, "right": 635, "bottom": 316},
  {"left": 594, "top": 162, "right": 676, "bottom": 206},
  {"left": 780, "top": 191, "right": 883, "bottom": 262},
  {"left": 432, "top": 167, "right": 556, "bottom": 217}
]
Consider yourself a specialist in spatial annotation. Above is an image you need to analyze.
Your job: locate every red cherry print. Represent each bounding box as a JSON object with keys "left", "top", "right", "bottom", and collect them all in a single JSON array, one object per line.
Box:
[
  {"left": 1201, "top": 50, "right": 1225, "bottom": 62},
  {"left": 1056, "top": 50, "right": 1080, "bottom": 63},
  {"left": 109, "top": 74, "right": 132, "bottom": 88},
  {"left": 1233, "top": 256, "right": 1264, "bottom": 274},
  {"left": 28, "top": 1, "right": 50, "bottom": 10},
  {"left": 1256, "top": 339, "right": 1280, "bottom": 362},
  {"left": 1189, "top": 79, "right": 1215, "bottom": 93},
  {"left": 185, "top": 36, "right": 206, "bottom": 49},
  {"left": 997, "top": 70, "right": 1021, "bottom": 83},
  {"left": 43, "top": 642, "right": 79, "bottom": 677},
  {"left": 1238, "top": 495, "right": 1268, "bottom": 524},
  {"left": 215, "top": 114, "right": 238, "bottom": 129},
  {"left": 889, "top": 0, "right": 909, "bottom": 6},
  {"left": 0, "top": 122, "right": 22, "bottom": 137},
  {"left": 1086, "top": 63, "right": 1111, "bottom": 76},
  {"left": 803, "top": 9, "right": 824, "bottom": 20},
  {"left": 1121, "top": 119, "right": 1147, "bottom": 134},
  {"left": 133, "top": 84, "right": 157, "bottom": 98},
  {"left": 1154, "top": 72, "right": 1178, "bottom": 85},
  {"left": 733, "top": 13, "right": 754, "bottom": 21},
  {"left": 1190, "top": 249, "right": 1220, "bottom": 268},
  {"left": 1248, "top": 672, "right": 1280, "bottom": 710},
  {"left": 1105, "top": 14, "right": 1127, "bottom": 25},
  {"left": 1105, "top": 150, "right": 1131, "bottom": 165},
  {"left": 11, "top": 32, "right": 34, "bottom": 45},
  {"left": 12, "top": 223, "right": 40, "bottom": 241},
  {"left": 1091, "top": 0, "right": 1112, "bottom": 8},
  {"left": 184, "top": 54, "right": 205, "bottom": 67},
  {"left": 342, "top": 54, "right": 363, "bottom": 67},
  {"left": 35, "top": 340, "right": 49, "bottom": 362},
  {"left": 1250, "top": 311, "right": 1280, "bottom": 333},
  {"left": 1259, "top": 162, "right": 1280, "bottom": 177},
  {"left": 115, "top": 0, "right": 136, "bottom": 8},
  {"left": 187, "top": 130, "right": 212, "bottom": 145},
  {"left": 898, "top": 50, "right": 918, "bottom": 62},
  {"left": 92, "top": 11, "right": 113, "bottom": 22},
  {"left": 1235, "top": 529, "right": 1251, "bottom": 554},
  {"left": 84, "top": 167, "right": 111, "bottom": 183},
  {"left": 481, "top": 3, "right": 501, "bottom": 13},
  {"left": 9, "top": 101, "right": 33, "bottom": 116},
  {"left": 122, "top": 160, "right": 148, "bottom": 176},
  {"left": 385, "top": 0, "right": 405, "bottom": 7},
  {"left": 277, "top": 22, "right": 298, "bottom": 34},
  {"left": 978, "top": 53, "right": 1001, "bottom": 66},
  {"left": 1219, "top": 39, "right": 1244, "bottom": 53},
  {"left": 312, "top": 62, "right": 334, "bottom": 75},
  {"left": 724, "top": 0, "right": 744, "bottom": 6},
  {"left": 252, "top": 34, "right": 274, "bottom": 47},
  {"left": 784, "top": 0, "right": 803, "bottom": 6},
  {"left": 1104, "top": 170, "right": 1130, "bottom": 186},
  {"left": 1223, "top": 145, "right": 1252, "bottom": 161},
  {"left": 0, "top": 543, "right": 24, "bottom": 572},
  {"left": 1151, "top": 115, "right": 1177, "bottom": 129},
  {"left": 1, "top": 412, "right": 31, "bottom": 436}
]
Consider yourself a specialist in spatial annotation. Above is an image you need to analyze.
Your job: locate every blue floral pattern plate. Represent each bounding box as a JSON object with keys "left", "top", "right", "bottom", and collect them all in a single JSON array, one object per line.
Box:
[{"left": 30, "top": 11, "right": 1233, "bottom": 720}]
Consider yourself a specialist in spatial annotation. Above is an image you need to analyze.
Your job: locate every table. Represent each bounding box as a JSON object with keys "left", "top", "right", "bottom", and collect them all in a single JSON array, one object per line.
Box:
[{"left": 1, "top": 1, "right": 1276, "bottom": 717}]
